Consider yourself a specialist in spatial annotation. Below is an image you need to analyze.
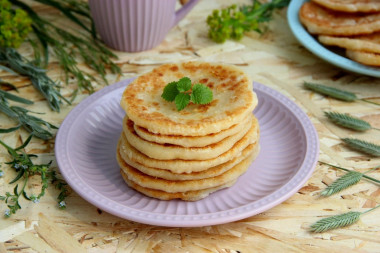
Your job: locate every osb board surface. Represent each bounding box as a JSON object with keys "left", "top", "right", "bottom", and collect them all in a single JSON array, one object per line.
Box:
[{"left": 0, "top": 0, "right": 380, "bottom": 252}]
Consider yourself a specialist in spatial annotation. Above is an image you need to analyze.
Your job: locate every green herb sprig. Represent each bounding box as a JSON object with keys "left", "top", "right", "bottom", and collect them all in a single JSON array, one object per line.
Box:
[
  {"left": 161, "top": 77, "right": 213, "bottom": 111},
  {"left": 342, "top": 138, "right": 380, "bottom": 157},
  {"left": 320, "top": 162, "right": 380, "bottom": 184},
  {"left": 310, "top": 205, "right": 380, "bottom": 233},
  {"left": 11, "top": 0, "right": 121, "bottom": 93},
  {"left": 0, "top": 136, "right": 69, "bottom": 217},
  {"left": 206, "top": 0, "right": 290, "bottom": 43},
  {"left": 321, "top": 164, "right": 379, "bottom": 197},
  {"left": 324, "top": 111, "right": 379, "bottom": 132},
  {"left": 0, "top": 47, "right": 69, "bottom": 112},
  {"left": 0, "top": 87, "right": 56, "bottom": 140},
  {"left": 304, "top": 82, "right": 380, "bottom": 106}
]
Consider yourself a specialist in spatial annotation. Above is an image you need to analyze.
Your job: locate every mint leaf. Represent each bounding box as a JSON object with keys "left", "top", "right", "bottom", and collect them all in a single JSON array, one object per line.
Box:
[
  {"left": 177, "top": 77, "right": 192, "bottom": 92},
  {"left": 175, "top": 93, "right": 190, "bottom": 111},
  {"left": 191, "top": 84, "right": 213, "bottom": 104},
  {"left": 161, "top": 81, "right": 179, "bottom": 102}
]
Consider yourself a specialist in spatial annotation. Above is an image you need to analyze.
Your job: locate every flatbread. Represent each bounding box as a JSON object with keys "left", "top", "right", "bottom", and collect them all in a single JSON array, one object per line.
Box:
[
  {"left": 121, "top": 170, "right": 236, "bottom": 201},
  {"left": 346, "top": 49, "right": 380, "bottom": 66},
  {"left": 123, "top": 116, "right": 256, "bottom": 160},
  {"left": 116, "top": 149, "right": 255, "bottom": 193},
  {"left": 119, "top": 118, "right": 259, "bottom": 173},
  {"left": 311, "top": 0, "right": 380, "bottom": 13},
  {"left": 300, "top": 2, "right": 380, "bottom": 36},
  {"left": 134, "top": 113, "right": 253, "bottom": 148},
  {"left": 118, "top": 139, "right": 260, "bottom": 181},
  {"left": 120, "top": 62, "right": 257, "bottom": 136},
  {"left": 318, "top": 33, "right": 380, "bottom": 54}
]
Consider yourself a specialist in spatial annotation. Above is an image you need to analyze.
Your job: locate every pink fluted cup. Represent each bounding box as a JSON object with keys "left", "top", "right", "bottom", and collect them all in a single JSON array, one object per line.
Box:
[{"left": 89, "top": 0, "right": 199, "bottom": 52}]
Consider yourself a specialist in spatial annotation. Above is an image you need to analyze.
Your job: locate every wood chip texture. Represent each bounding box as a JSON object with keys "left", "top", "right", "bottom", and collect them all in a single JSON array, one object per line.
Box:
[{"left": 0, "top": 0, "right": 380, "bottom": 252}]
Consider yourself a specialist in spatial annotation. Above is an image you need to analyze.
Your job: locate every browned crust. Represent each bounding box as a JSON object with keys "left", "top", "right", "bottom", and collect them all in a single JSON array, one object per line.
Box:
[
  {"left": 299, "top": 2, "right": 380, "bottom": 36},
  {"left": 120, "top": 62, "right": 256, "bottom": 136},
  {"left": 120, "top": 169, "right": 235, "bottom": 201},
  {"left": 312, "top": 0, "right": 380, "bottom": 13}
]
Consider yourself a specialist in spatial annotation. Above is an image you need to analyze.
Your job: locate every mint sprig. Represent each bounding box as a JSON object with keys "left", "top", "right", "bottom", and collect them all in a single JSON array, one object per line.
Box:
[{"left": 161, "top": 77, "right": 213, "bottom": 111}]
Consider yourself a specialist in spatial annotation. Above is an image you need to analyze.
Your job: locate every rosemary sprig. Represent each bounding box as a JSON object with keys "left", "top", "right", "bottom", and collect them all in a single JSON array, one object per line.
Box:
[
  {"left": 310, "top": 204, "right": 380, "bottom": 232},
  {"left": 11, "top": 0, "right": 121, "bottom": 93},
  {"left": 342, "top": 138, "right": 380, "bottom": 157},
  {"left": 304, "top": 82, "right": 380, "bottom": 106},
  {"left": 321, "top": 165, "right": 379, "bottom": 196},
  {"left": 0, "top": 47, "right": 69, "bottom": 111},
  {"left": 0, "top": 87, "right": 57, "bottom": 140},
  {"left": 0, "top": 136, "right": 69, "bottom": 217},
  {"left": 324, "top": 111, "right": 378, "bottom": 131}
]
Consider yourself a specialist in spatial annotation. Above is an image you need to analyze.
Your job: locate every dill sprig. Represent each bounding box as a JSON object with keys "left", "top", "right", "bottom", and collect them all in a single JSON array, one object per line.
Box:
[
  {"left": 321, "top": 165, "right": 379, "bottom": 196},
  {"left": 342, "top": 138, "right": 380, "bottom": 157},
  {"left": 0, "top": 47, "right": 69, "bottom": 111},
  {"left": 324, "top": 111, "right": 378, "bottom": 131},
  {"left": 0, "top": 136, "right": 69, "bottom": 217},
  {"left": 11, "top": 0, "right": 121, "bottom": 93},
  {"left": 310, "top": 205, "right": 380, "bottom": 233},
  {"left": 304, "top": 82, "right": 380, "bottom": 106},
  {"left": 0, "top": 87, "right": 57, "bottom": 140}
]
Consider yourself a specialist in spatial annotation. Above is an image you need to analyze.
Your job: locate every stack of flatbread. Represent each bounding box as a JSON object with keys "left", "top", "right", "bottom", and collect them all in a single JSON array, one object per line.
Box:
[
  {"left": 116, "top": 62, "right": 260, "bottom": 201},
  {"left": 299, "top": 0, "right": 380, "bottom": 66}
]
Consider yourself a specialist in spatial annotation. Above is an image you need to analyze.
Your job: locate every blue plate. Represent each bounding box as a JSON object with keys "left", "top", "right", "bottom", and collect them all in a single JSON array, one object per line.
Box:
[{"left": 287, "top": 0, "right": 380, "bottom": 78}]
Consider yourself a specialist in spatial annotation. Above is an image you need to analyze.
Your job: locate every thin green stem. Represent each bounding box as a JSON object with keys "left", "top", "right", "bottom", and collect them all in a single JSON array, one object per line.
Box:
[
  {"left": 362, "top": 204, "right": 380, "bottom": 214},
  {"left": 363, "top": 165, "right": 380, "bottom": 175},
  {"left": 319, "top": 162, "right": 380, "bottom": 184},
  {"left": 360, "top": 98, "right": 380, "bottom": 106},
  {"left": 20, "top": 171, "right": 29, "bottom": 196}
]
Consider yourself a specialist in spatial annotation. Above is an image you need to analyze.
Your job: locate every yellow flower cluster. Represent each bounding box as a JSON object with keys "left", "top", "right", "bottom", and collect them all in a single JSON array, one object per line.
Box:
[{"left": 0, "top": 0, "right": 32, "bottom": 48}]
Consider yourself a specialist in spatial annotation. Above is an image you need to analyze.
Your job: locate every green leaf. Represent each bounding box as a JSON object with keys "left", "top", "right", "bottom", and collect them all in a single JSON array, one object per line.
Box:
[
  {"left": 14, "top": 185, "right": 19, "bottom": 195},
  {"left": 304, "top": 82, "right": 357, "bottom": 102},
  {"left": 177, "top": 77, "right": 192, "bottom": 92},
  {"left": 161, "top": 82, "right": 179, "bottom": 102},
  {"left": 342, "top": 138, "right": 380, "bottom": 157},
  {"left": 324, "top": 111, "right": 372, "bottom": 131},
  {"left": 10, "top": 170, "right": 25, "bottom": 184},
  {"left": 191, "top": 84, "right": 213, "bottom": 105},
  {"left": 175, "top": 93, "right": 190, "bottom": 111},
  {"left": 0, "top": 124, "right": 21, "bottom": 133},
  {"left": 0, "top": 90, "right": 34, "bottom": 105},
  {"left": 321, "top": 171, "right": 363, "bottom": 197},
  {"left": 310, "top": 211, "right": 361, "bottom": 233},
  {"left": 15, "top": 135, "right": 33, "bottom": 151}
]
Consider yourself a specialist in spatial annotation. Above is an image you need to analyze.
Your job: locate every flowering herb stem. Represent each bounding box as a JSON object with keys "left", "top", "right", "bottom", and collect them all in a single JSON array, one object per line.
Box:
[
  {"left": 310, "top": 204, "right": 380, "bottom": 233},
  {"left": 319, "top": 161, "right": 380, "bottom": 184},
  {"left": 11, "top": 0, "right": 121, "bottom": 93},
  {"left": 321, "top": 165, "right": 380, "bottom": 196},
  {"left": 0, "top": 136, "right": 69, "bottom": 216},
  {"left": 304, "top": 82, "right": 380, "bottom": 106}
]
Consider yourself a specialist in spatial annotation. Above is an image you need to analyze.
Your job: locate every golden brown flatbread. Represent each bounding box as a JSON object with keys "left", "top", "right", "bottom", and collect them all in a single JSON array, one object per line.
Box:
[
  {"left": 311, "top": 0, "right": 380, "bottom": 13},
  {"left": 120, "top": 62, "right": 257, "bottom": 136},
  {"left": 346, "top": 49, "right": 380, "bottom": 66},
  {"left": 120, "top": 170, "right": 236, "bottom": 201},
  {"left": 118, "top": 120, "right": 259, "bottom": 173},
  {"left": 319, "top": 33, "right": 380, "bottom": 54},
  {"left": 300, "top": 2, "right": 380, "bottom": 36},
  {"left": 116, "top": 149, "right": 254, "bottom": 193},
  {"left": 123, "top": 116, "right": 256, "bottom": 160}
]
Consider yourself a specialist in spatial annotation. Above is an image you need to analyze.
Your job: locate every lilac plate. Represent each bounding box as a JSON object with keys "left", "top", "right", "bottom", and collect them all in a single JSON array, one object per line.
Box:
[{"left": 55, "top": 79, "right": 319, "bottom": 227}]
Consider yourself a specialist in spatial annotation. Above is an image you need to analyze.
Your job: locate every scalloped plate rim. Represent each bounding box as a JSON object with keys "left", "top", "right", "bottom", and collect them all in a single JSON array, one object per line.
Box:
[{"left": 55, "top": 78, "right": 319, "bottom": 227}]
